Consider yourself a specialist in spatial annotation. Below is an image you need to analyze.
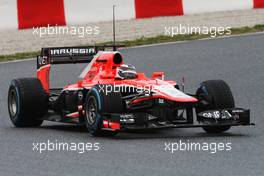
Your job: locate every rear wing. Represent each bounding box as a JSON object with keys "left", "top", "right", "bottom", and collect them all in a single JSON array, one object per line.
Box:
[
  {"left": 37, "top": 45, "right": 124, "bottom": 69},
  {"left": 36, "top": 45, "right": 124, "bottom": 92}
]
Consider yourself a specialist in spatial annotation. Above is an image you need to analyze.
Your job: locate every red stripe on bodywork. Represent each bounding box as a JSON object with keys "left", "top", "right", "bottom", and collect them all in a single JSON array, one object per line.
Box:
[
  {"left": 103, "top": 120, "right": 120, "bottom": 130},
  {"left": 135, "top": 0, "right": 183, "bottom": 18},
  {"left": 109, "top": 122, "right": 120, "bottom": 130},
  {"left": 37, "top": 64, "right": 50, "bottom": 92},
  {"left": 66, "top": 112, "right": 79, "bottom": 118},
  {"left": 17, "top": 0, "right": 66, "bottom": 29},
  {"left": 254, "top": 0, "right": 264, "bottom": 8}
]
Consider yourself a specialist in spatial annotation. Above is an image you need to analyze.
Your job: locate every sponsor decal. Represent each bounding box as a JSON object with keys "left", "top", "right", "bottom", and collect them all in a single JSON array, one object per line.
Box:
[
  {"left": 50, "top": 48, "right": 96, "bottom": 55},
  {"left": 37, "top": 56, "right": 48, "bottom": 67},
  {"left": 158, "top": 99, "right": 164, "bottom": 104},
  {"left": 201, "top": 110, "right": 232, "bottom": 119}
]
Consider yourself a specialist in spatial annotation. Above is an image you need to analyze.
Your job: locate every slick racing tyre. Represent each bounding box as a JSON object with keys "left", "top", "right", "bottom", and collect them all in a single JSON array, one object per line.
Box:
[
  {"left": 84, "top": 84, "right": 125, "bottom": 137},
  {"left": 196, "top": 80, "right": 235, "bottom": 133},
  {"left": 8, "top": 78, "right": 48, "bottom": 127}
]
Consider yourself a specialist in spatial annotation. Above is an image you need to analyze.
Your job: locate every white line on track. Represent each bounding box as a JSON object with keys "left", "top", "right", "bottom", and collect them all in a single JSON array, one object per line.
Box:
[
  {"left": 128, "top": 31, "right": 264, "bottom": 49},
  {"left": 0, "top": 31, "right": 264, "bottom": 65},
  {"left": 0, "top": 58, "right": 34, "bottom": 65}
]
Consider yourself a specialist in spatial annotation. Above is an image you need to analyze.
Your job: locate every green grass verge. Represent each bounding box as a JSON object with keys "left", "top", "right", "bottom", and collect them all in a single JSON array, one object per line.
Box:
[{"left": 1, "top": 24, "right": 264, "bottom": 62}]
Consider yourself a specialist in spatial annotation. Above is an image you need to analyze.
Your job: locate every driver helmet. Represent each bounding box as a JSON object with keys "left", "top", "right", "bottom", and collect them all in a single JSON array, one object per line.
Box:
[{"left": 115, "top": 64, "right": 137, "bottom": 79}]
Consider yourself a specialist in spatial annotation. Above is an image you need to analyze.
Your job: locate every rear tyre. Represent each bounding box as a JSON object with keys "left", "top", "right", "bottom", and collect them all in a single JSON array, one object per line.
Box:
[
  {"left": 84, "top": 85, "right": 125, "bottom": 137},
  {"left": 8, "top": 78, "right": 48, "bottom": 127},
  {"left": 196, "top": 80, "right": 234, "bottom": 133}
]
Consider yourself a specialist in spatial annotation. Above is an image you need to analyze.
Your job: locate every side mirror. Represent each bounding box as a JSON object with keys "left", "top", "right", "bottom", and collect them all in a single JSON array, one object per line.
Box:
[{"left": 152, "top": 72, "right": 164, "bottom": 80}]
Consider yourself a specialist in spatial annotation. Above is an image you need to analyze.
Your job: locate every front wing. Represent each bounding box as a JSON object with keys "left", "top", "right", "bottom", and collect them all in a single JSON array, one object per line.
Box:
[{"left": 101, "top": 108, "right": 254, "bottom": 131}]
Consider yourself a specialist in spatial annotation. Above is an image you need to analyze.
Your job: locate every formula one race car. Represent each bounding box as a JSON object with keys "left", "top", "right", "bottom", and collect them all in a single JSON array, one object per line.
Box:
[{"left": 8, "top": 46, "right": 253, "bottom": 136}]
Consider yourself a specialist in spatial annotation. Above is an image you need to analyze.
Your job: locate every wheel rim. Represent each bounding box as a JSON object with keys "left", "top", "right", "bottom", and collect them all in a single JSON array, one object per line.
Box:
[
  {"left": 86, "top": 97, "right": 97, "bottom": 125},
  {"left": 9, "top": 89, "right": 18, "bottom": 117}
]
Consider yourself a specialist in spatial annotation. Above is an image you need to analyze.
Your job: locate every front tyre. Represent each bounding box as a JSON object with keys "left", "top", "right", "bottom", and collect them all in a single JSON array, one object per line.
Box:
[
  {"left": 84, "top": 85, "right": 124, "bottom": 137},
  {"left": 85, "top": 94, "right": 104, "bottom": 136},
  {"left": 8, "top": 78, "right": 48, "bottom": 127},
  {"left": 196, "top": 80, "right": 234, "bottom": 133}
]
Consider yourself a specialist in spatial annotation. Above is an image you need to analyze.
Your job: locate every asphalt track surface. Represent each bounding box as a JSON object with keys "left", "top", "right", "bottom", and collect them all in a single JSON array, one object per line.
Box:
[{"left": 0, "top": 34, "right": 264, "bottom": 176}]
